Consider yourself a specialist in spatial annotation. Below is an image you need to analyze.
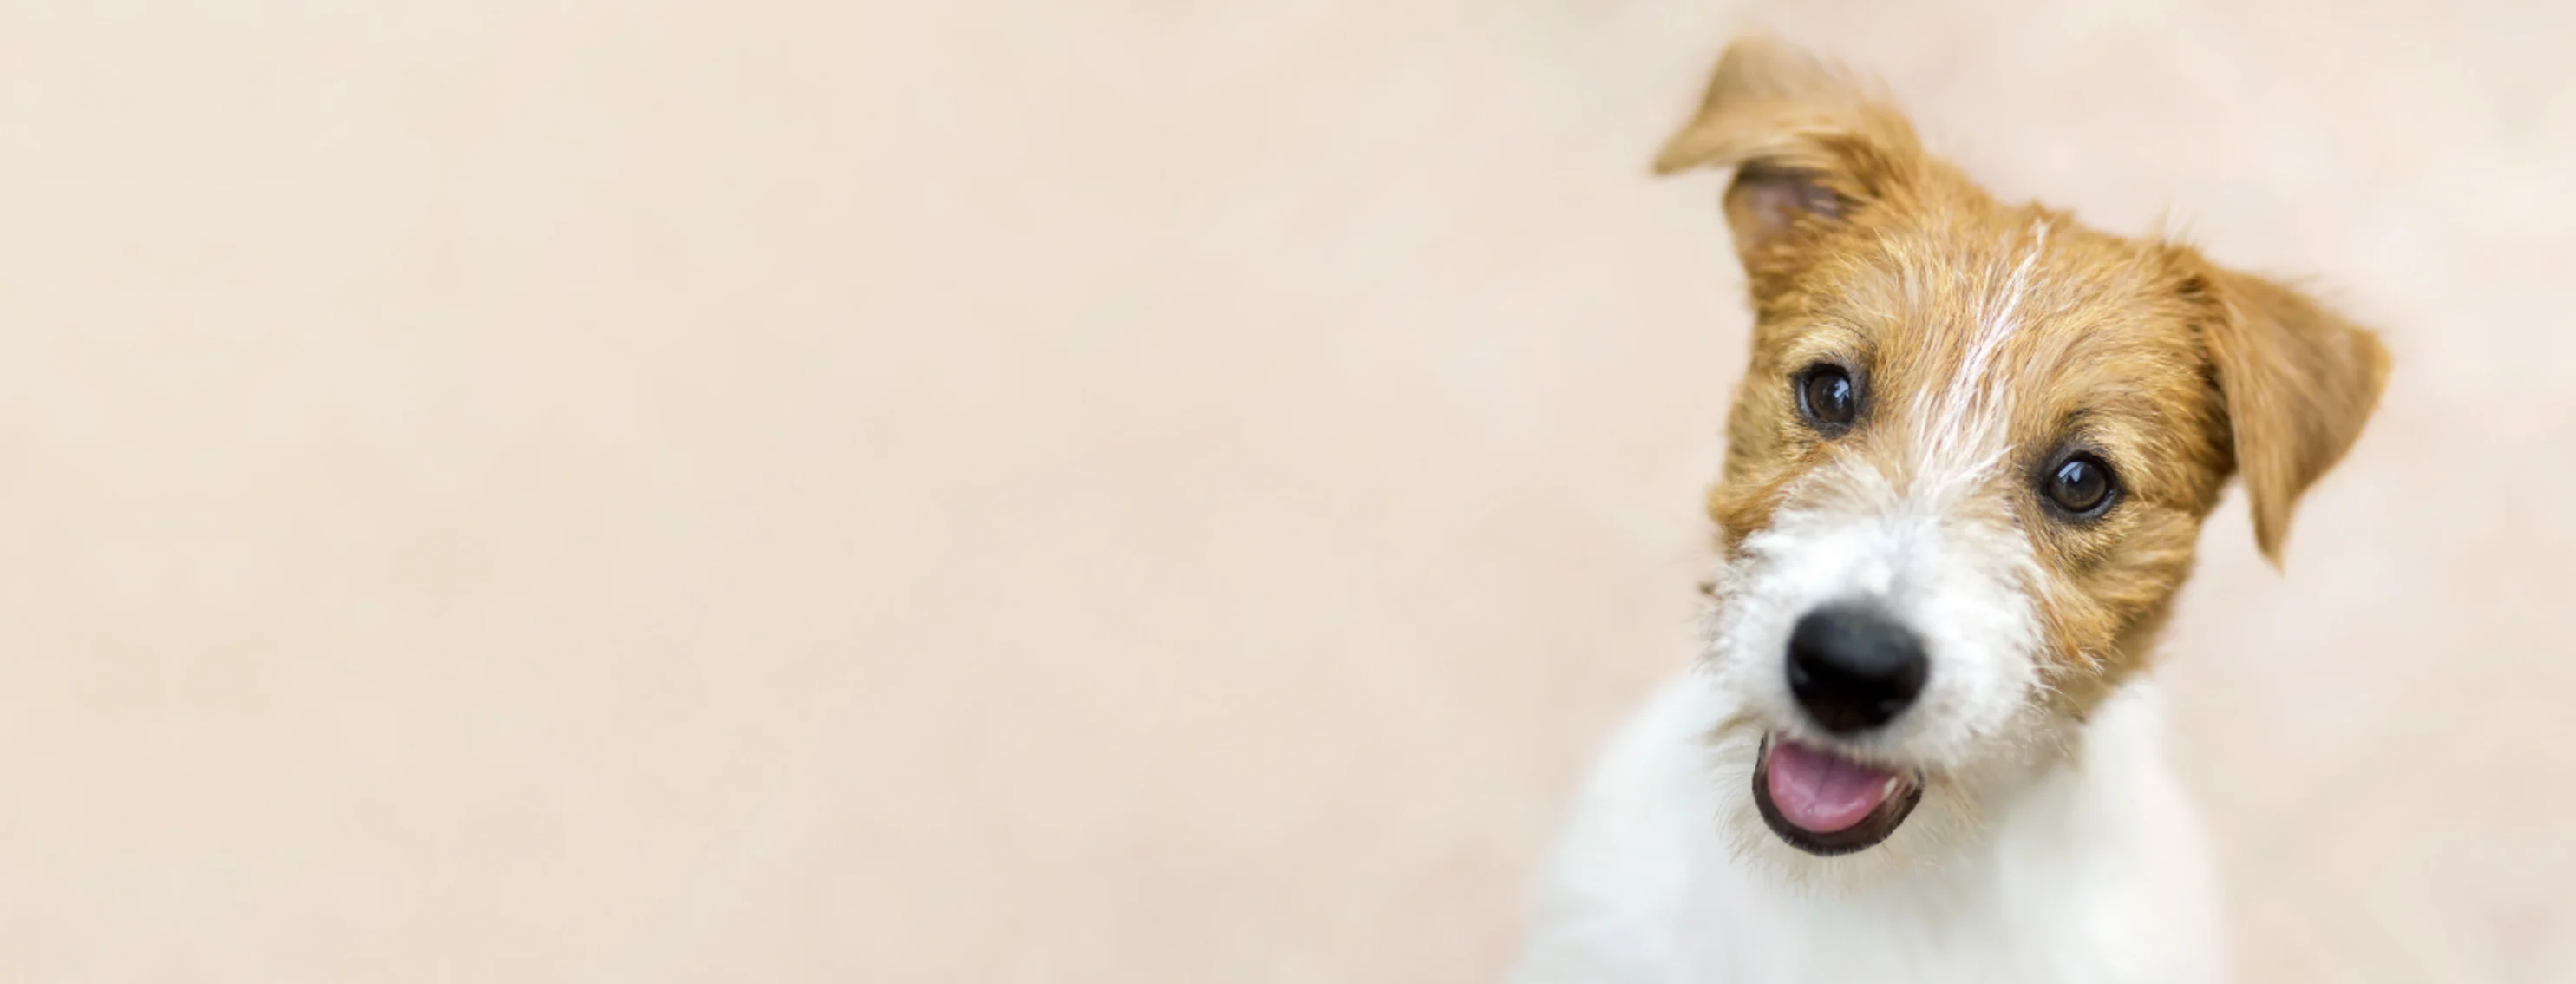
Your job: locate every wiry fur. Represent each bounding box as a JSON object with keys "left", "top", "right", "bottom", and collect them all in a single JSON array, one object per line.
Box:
[{"left": 1511, "top": 38, "right": 2389, "bottom": 983}]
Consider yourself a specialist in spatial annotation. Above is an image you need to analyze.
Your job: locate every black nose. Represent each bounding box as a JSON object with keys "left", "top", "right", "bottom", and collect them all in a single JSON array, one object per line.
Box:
[{"left": 1787, "top": 604, "right": 1929, "bottom": 734}]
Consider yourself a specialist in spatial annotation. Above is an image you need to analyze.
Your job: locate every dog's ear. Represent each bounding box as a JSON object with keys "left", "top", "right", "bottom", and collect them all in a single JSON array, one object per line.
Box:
[
  {"left": 2181, "top": 259, "right": 2392, "bottom": 565},
  {"left": 1653, "top": 39, "right": 1922, "bottom": 280}
]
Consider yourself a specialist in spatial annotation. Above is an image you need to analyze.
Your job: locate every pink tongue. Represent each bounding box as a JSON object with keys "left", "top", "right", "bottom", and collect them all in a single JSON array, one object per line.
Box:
[{"left": 1765, "top": 738, "right": 1898, "bottom": 833}]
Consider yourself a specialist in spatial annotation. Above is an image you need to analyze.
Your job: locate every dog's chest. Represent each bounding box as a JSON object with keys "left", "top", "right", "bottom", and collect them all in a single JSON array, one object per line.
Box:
[{"left": 1672, "top": 845, "right": 2145, "bottom": 984}]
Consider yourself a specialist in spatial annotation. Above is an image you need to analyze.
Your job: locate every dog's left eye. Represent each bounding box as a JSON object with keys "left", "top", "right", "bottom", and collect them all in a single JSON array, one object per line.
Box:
[
  {"left": 2040, "top": 453, "right": 2118, "bottom": 517},
  {"left": 1795, "top": 364, "right": 1860, "bottom": 433}
]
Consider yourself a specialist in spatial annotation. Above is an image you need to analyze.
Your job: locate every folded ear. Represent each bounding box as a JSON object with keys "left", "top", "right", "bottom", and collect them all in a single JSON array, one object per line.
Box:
[
  {"left": 1652, "top": 38, "right": 1924, "bottom": 277},
  {"left": 2184, "top": 259, "right": 2393, "bottom": 564}
]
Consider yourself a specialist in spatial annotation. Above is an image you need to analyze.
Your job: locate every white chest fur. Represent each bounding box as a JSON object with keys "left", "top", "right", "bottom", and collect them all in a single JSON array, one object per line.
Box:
[{"left": 1509, "top": 675, "right": 2224, "bottom": 984}]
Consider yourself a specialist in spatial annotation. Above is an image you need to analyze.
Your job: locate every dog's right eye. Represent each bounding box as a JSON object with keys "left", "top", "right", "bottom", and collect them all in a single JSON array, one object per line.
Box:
[{"left": 1795, "top": 364, "right": 1860, "bottom": 434}]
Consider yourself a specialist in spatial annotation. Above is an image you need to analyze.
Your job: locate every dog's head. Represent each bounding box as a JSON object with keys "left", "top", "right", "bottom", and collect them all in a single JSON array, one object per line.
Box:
[{"left": 1660, "top": 41, "right": 2390, "bottom": 869}]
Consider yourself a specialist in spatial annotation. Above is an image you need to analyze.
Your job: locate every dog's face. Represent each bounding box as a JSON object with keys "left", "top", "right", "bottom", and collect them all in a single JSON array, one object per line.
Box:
[{"left": 1659, "top": 42, "right": 2390, "bottom": 869}]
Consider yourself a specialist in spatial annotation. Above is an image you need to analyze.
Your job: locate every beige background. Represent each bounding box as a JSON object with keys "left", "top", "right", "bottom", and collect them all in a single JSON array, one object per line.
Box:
[{"left": 0, "top": 0, "right": 2566, "bottom": 981}]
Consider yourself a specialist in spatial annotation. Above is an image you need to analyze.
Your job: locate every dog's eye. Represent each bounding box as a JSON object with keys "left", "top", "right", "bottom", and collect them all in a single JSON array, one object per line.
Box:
[
  {"left": 1795, "top": 365, "right": 1859, "bottom": 433},
  {"left": 2041, "top": 453, "right": 2117, "bottom": 517}
]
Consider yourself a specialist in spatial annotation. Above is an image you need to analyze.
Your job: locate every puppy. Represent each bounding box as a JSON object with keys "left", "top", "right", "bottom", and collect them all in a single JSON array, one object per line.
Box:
[{"left": 1509, "top": 40, "right": 2387, "bottom": 984}]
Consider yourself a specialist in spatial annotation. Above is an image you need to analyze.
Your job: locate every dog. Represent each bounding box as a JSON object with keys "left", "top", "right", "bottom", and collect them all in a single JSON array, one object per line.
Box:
[{"left": 1507, "top": 39, "right": 2388, "bottom": 984}]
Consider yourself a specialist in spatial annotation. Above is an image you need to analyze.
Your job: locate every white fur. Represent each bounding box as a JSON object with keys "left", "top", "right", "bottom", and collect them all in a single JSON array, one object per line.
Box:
[
  {"left": 1912, "top": 218, "right": 2051, "bottom": 487},
  {"left": 1508, "top": 672, "right": 2223, "bottom": 984},
  {"left": 1703, "top": 449, "right": 2048, "bottom": 797}
]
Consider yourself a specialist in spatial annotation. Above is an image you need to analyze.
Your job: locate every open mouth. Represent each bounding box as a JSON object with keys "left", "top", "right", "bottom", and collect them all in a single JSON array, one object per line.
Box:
[{"left": 1752, "top": 735, "right": 1924, "bottom": 856}]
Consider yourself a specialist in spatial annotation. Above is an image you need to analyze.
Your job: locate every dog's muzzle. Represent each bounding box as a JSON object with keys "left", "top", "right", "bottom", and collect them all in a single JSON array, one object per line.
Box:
[{"left": 1755, "top": 603, "right": 1932, "bottom": 854}]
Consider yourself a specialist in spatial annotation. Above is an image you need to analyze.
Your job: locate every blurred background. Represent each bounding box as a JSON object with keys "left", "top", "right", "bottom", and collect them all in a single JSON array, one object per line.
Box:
[{"left": 1, "top": 0, "right": 2567, "bottom": 981}]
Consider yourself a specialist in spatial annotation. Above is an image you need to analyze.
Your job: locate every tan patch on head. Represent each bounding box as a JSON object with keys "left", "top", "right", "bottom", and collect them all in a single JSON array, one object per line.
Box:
[{"left": 1664, "top": 38, "right": 2390, "bottom": 711}]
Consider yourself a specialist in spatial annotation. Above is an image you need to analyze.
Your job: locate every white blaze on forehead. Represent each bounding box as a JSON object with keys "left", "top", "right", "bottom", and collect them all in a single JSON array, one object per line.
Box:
[{"left": 1907, "top": 219, "right": 2053, "bottom": 503}]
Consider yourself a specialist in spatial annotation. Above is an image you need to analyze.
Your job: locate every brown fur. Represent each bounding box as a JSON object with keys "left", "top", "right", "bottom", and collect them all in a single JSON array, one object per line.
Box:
[{"left": 1661, "top": 39, "right": 2390, "bottom": 707}]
